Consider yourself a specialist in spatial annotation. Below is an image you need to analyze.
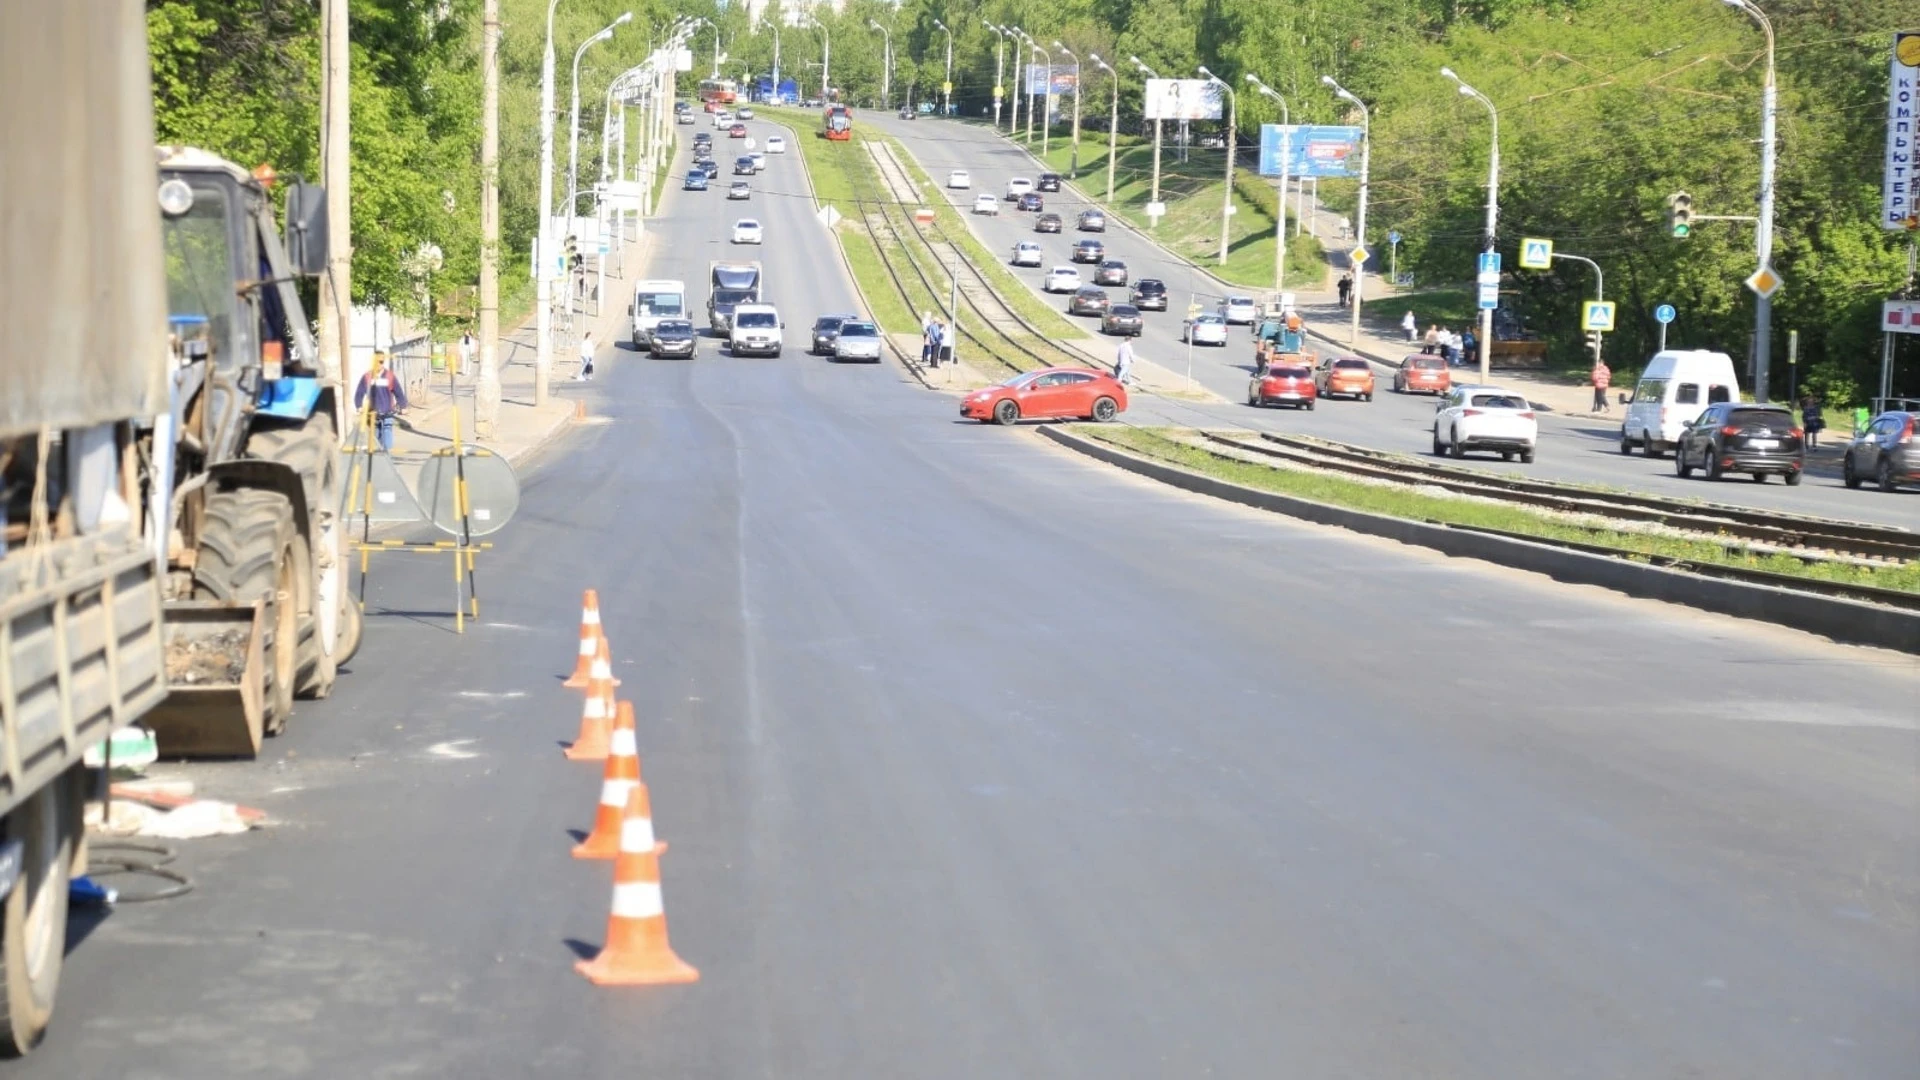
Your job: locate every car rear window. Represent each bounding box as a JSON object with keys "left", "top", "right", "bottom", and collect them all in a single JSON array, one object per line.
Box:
[
  {"left": 839, "top": 323, "right": 877, "bottom": 337},
  {"left": 1409, "top": 356, "right": 1443, "bottom": 370},
  {"left": 1267, "top": 367, "right": 1309, "bottom": 379},
  {"left": 1729, "top": 407, "right": 1795, "bottom": 430},
  {"left": 813, "top": 317, "right": 845, "bottom": 330},
  {"left": 1110, "top": 305, "right": 1139, "bottom": 315},
  {"left": 1470, "top": 394, "right": 1528, "bottom": 409},
  {"left": 1334, "top": 359, "right": 1370, "bottom": 370}
]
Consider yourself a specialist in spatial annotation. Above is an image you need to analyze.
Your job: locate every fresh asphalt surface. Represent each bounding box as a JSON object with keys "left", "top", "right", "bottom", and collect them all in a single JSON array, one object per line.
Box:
[
  {"left": 864, "top": 113, "right": 1920, "bottom": 533},
  {"left": 31, "top": 117, "right": 1920, "bottom": 1077}
]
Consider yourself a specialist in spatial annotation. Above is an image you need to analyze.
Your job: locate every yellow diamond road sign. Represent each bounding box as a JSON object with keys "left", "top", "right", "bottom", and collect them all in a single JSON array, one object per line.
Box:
[
  {"left": 1745, "top": 265, "right": 1782, "bottom": 299},
  {"left": 1349, "top": 246, "right": 1369, "bottom": 267}
]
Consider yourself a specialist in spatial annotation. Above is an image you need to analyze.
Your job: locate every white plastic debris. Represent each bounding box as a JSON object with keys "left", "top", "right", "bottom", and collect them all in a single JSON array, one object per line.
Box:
[{"left": 139, "top": 800, "right": 253, "bottom": 839}]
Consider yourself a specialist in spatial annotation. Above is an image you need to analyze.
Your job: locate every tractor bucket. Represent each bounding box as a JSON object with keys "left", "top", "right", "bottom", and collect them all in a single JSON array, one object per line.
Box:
[{"left": 150, "top": 600, "right": 266, "bottom": 758}]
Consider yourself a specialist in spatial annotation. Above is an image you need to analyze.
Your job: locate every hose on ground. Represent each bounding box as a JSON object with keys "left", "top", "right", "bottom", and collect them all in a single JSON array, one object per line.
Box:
[{"left": 85, "top": 840, "right": 194, "bottom": 903}]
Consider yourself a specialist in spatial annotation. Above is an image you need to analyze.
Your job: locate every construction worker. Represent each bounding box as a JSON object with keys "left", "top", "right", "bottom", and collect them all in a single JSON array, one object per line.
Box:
[{"left": 354, "top": 358, "right": 410, "bottom": 453}]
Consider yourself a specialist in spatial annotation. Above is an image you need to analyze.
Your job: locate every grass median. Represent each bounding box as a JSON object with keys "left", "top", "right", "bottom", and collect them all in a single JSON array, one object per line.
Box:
[{"left": 1079, "top": 425, "right": 1920, "bottom": 595}]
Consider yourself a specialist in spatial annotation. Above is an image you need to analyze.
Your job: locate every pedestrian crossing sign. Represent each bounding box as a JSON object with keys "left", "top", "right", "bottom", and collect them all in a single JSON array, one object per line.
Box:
[
  {"left": 1581, "top": 301, "right": 1616, "bottom": 333},
  {"left": 1520, "top": 237, "right": 1553, "bottom": 270}
]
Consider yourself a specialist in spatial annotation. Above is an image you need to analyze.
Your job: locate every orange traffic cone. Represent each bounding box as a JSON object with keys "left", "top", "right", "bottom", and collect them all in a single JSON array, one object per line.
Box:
[
  {"left": 576, "top": 785, "right": 699, "bottom": 986},
  {"left": 562, "top": 590, "right": 604, "bottom": 688},
  {"left": 573, "top": 702, "right": 666, "bottom": 860},
  {"left": 585, "top": 629, "right": 622, "bottom": 690},
  {"left": 563, "top": 661, "right": 615, "bottom": 761}
]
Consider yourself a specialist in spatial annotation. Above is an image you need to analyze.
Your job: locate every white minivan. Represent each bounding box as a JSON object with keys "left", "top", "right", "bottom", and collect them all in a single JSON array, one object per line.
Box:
[
  {"left": 1620, "top": 349, "right": 1739, "bottom": 457},
  {"left": 729, "top": 303, "right": 784, "bottom": 357},
  {"left": 629, "top": 278, "right": 688, "bottom": 350}
]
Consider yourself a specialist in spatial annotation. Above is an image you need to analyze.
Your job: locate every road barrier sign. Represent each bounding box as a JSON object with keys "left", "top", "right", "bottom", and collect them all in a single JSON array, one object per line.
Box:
[
  {"left": 1654, "top": 303, "right": 1676, "bottom": 324},
  {"left": 1582, "top": 301, "right": 1616, "bottom": 333},
  {"left": 1745, "top": 265, "right": 1782, "bottom": 299},
  {"left": 1520, "top": 237, "right": 1553, "bottom": 269}
]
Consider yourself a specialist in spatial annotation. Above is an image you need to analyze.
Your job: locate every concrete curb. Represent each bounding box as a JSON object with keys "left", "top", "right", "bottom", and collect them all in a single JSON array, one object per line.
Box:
[{"left": 1037, "top": 424, "right": 1920, "bottom": 654}]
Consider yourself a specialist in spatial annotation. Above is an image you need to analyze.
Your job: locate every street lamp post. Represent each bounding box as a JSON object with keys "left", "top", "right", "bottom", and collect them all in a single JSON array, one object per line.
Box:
[
  {"left": 1725, "top": 0, "right": 1778, "bottom": 402},
  {"left": 868, "top": 20, "right": 891, "bottom": 109},
  {"left": 569, "top": 12, "right": 632, "bottom": 221},
  {"left": 1442, "top": 66, "right": 1500, "bottom": 383},
  {"left": 807, "top": 17, "right": 829, "bottom": 102},
  {"left": 535, "top": 0, "right": 569, "bottom": 406},
  {"left": 1247, "top": 74, "right": 1291, "bottom": 302},
  {"left": 770, "top": 18, "right": 781, "bottom": 94},
  {"left": 1091, "top": 54, "right": 1118, "bottom": 205},
  {"left": 1012, "top": 29, "right": 1040, "bottom": 146},
  {"left": 1131, "top": 56, "right": 1164, "bottom": 229},
  {"left": 1199, "top": 66, "right": 1236, "bottom": 265},
  {"left": 985, "top": 22, "right": 1008, "bottom": 132},
  {"left": 934, "top": 19, "right": 952, "bottom": 117},
  {"left": 1055, "top": 42, "right": 1081, "bottom": 178},
  {"left": 1322, "top": 75, "right": 1371, "bottom": 347}
]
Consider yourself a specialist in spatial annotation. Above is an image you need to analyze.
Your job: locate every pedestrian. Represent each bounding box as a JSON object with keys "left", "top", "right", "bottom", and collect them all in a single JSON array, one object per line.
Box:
[
  {"left": 1114, "top": 335, "right": 1135, "bottom": 386},
  {"left": 1460, "top": 327, "right": 1477, "bottom": 364},
  {"left": 353, "top": 358, "right": 409, "bottom": 454},
  {"left": 1421, "top": 325, "right": 1439, "bottom": 354},
  {"left": 576, "top": 330, "right": 595, "bottom": 381},
  {"left": 1337, "top": 273, "right": 1353, "bottom": 308},
  {"left": 920, "top": 311, "right": 935, "bottom": 366},
  {"left": 1402, "top": 310, "right": 1417, "bottom": 342},
  {"left": 458, "top": 329, "right": 475, "bottom": 375},
  {"left": 1801, "top": 393, "right": 1825, "bottom": 449},
  {"left": 1438, "top": 329, "right": 1455, "bottom": 366},
  {"left": 1338, "top": 215, "right": 1352, "bottom": 241},
  {"left": 929, "top": 320, "right": 946, "bottom": 367},
  {"left": 1590, "top": 356, "right": 1612, "bottom": 413}
]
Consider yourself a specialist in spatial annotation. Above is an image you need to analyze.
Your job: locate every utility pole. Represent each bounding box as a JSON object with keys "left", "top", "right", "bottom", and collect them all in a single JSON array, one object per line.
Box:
[
  {"left": 317, "top": 0, "right": 352, "bottom": 425},
  {"left": 1443, "top": 67, "right": 1499, "bottom": 383},
  {"left": 1323, "top": 75, "right": 1370, "bottom": 346},
  {"left": 1726, "top": 0, "right": 1778, "bottom": 402},
  {"left": 1200, "top": 67, "right": 1235, "bottom": 265},
  {"left": 1132, "top": 57, "right": 1164, "bottom": 230},
  {"left": 476, "top": 0, "right": 502, "bottom": 438},
  {"left": 1092, "top": 54, "right": 1118, "bottom": 204},
  {"left": 535, "top": 0, "right": 561, "bottom": 407},
  {"left": 1056, "top": 42, "right": 1081, "bottom": 177},
  {"left": 986, "top": 22, "right": 1006, "bottom": 131},
  {"left": 1248, "top": 75, "right": 1291, "bottom": 301},
  {"left": 934, "top": 19, "right": 952, "bottom": 117}
]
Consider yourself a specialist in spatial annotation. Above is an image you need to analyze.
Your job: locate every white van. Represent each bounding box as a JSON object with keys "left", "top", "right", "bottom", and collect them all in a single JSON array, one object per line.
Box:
[
  {"left": 629, "top": 279, "right": 687, "bottom": 349},
  {"left": 729, "top": 303, "right": 784, "bottom": 357},
  {"left": 1620, "top": 349, "right": 1739, "bottom": 457}
]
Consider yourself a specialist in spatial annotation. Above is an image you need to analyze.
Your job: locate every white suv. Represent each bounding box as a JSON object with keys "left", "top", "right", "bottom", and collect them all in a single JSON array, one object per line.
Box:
[
  {"left": 1011, "top": 241, "right": 1044, "bottom": 267},
  {"left": 1433, "top": 385, "right": 1538, "bottom": 463},
  {"left": 973, "top": 193, "right": 1000, "bottom": 215},
  {"left": 1005, "top": 177, "right": 1034, "bottom": 201},
  {"left": 947, "top": 169, "right": 971, "bottom": 189},
  {"left": 729, "top": 303, "right": 784, "bottom": 357}
]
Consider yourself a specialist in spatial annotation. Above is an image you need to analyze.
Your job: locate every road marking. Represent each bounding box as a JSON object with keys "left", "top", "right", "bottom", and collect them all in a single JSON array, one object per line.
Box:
[
  {"left": 457, "top": 690, "right": 527, "bottom": 699},
  {"left": 426, "top": 739, "right": 480, "bottom": 760}
]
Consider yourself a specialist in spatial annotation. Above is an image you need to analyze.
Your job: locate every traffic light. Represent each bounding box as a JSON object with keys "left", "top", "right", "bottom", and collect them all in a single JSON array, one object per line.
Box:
[{"left": 1666, "top": 191, "right": 1693, "bottom": 239}]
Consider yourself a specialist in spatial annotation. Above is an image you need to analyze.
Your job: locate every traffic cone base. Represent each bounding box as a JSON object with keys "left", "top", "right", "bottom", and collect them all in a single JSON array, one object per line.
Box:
[{"left": 575, "top": 860, "right": 700, "bottom": 986}]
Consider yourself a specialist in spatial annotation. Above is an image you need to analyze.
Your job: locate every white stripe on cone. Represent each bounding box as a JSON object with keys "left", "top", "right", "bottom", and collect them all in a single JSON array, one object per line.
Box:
[
  {"left": 621, "top": 814, "right": 658, "bottom": 852},
  {"left": 582, "top": 695, "right": 610, "bottom": 719},
  {"left": 577, "top": 637, "right": 595, "bottom": 656},
  {"left": 598, "top": 779, "right": 638, "bottom": 808},
  {"left": 611, "top": 880, "right": 664, "bottom": 919},
  {"left": 610, "top": 728, "right": 637, "bottom": 757},
  {"left": 590, "top": 657, "right": 614, "bottom": 678},
  {"left": 584, "top": 609, "right": 601, "bottom": 625}
]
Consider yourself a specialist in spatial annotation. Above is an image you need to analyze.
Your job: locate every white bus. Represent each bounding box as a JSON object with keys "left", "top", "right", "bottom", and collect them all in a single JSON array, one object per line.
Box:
[{"left": 630, "top": 279, "right": 687, "bottom": 350}]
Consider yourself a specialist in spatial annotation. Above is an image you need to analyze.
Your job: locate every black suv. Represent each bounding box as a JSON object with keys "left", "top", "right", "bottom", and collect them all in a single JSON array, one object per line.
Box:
[
  {"left": 1037, "top": 173, "right": 1062, "bottom": 192},
  {"left": 1131, "top": 278, "right": 1168, "bottom": 311},
  {"left": 1674, "top": 403, "right": 1804, "bottom": 484}
]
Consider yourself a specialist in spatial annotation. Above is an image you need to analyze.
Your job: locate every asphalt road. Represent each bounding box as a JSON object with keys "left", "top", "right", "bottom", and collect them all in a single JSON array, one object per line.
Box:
[
  {"left": 864, "top": 113, "right": 1920, "bottom": 532},
  {"left": 30, "top": 116, "right": 1920, "bottom": 1078}
]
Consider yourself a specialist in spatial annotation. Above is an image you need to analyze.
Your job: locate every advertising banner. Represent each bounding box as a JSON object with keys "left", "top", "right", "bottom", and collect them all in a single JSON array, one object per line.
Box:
[
  {"left": 1144, "top": 78, "right": 1222, "bottom": 121},
  {"left": 1884, "top": 31, "right": 1919, "bottom": 228},
  {"left": 1256, "top": 125, "right": 1364, "bottom": 178},
  {"left": 1023, "top": 64, "right": 1079, "bottom": 96}
]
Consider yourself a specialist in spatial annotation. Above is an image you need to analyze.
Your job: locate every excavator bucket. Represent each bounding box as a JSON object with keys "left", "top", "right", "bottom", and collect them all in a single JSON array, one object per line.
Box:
[{"left": 148, "top": 600, "right": 266, "bottom": 757}]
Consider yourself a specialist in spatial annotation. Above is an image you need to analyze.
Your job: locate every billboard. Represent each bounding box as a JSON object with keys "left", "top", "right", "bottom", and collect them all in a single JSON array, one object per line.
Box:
[
  {"left": 1023, "top": 64, "right": 1079, "bottom": 96},
  {"left": 1144, "top": 78, "right": 1222, "bottom": 121},
  {"left": 1884, "top": 31, "right": 1919, "bottom": 229},
  {"left": 1256, "top": 124, "right": 1365, "bottom": 178}
]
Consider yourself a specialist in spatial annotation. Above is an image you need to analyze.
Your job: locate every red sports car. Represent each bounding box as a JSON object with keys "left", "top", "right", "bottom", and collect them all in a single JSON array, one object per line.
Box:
[{"left": 960, "top": 367, "right": 1129, "bottom": 425}]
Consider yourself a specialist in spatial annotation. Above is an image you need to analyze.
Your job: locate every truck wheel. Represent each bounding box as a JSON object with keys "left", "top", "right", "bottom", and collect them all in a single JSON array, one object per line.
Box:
[
  {"left": 0, "top": 771, "right": 75, "bottom": 1057},
  {"left": 336, "top": 597, "right": 364, "bottom": 668},
  {"left": 195, "top": 488, "right": 300, "bottom": 735},
  {"left": 248, "top": 414, "right": 341, "bottom": 700}
]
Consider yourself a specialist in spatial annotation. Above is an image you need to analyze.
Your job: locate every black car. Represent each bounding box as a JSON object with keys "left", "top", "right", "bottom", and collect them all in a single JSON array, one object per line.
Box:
[
  {"left": 695, "top": 156, "right": 718, "bottom": 174},
  {"left": 1016, "top": 192, "right": 1044, "bottom": 212},
  {"left": 810, "top": 312, "right": 861, "bottom": 355},
  {"left": 1101, "top": 304, "right": 1143, "bottom": 336},
  {"left": 1093, "top": 260, "right": 1128, "bottom": 287},
  {"left": 1067, "top": 286, "right": 1111, "bottom": 316},
  {"left": 1131, "top": 278, "right": 1168, "bottom": 311},
  {"left": 647, "top": 319, "right": 698, "bottom": 358},
  {"left": 1070, "top": 239, "right": 1105, "bottom": 263},
  {"left": 898, "top": 107, "right": 915, "bottom": 120},
  {"left": 1674, "top": 403, "right": 1804, "bottom": 484},
  {"left": 734, "top": 156, "right": 756, "bottom": 175},
  {"left": 1035, "top": 213, "right": 1063, "bottom": 234},
  {"left": 683, "top": 169, "right": 709, "bottom": 191},
  {"left": 1037, "top": 172, "right": 1062, "bottom": 192},
  {"left": 1077, "top": 208, "right": 1107, "bottom": 232},
  {"left": 1845, "top": 411, "right": 1920, "bottom": 492}
]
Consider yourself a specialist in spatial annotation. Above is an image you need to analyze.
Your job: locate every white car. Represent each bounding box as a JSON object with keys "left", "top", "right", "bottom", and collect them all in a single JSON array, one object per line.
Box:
[
  {"left": 1218, "top": 296, "right": 1259, "bottom": 324},
  {"left": 832, "top": 320, "right": 883, "bottom": 363},
  {"left": 749, "top": 152, "right": 767, "bottom": 172},
  {"left": 766, "top": 136, "right": 786, "bottom": 154},
  {"left": 1011, "top": 241, "right": 1044, "bottom": 268},
  {"left": 1043, "top": 266, "right": 1081, "bottom": 293},
  {"left": 737, "top": 107, "right": 755, "bottom": 120},
  {"left": 973, "top": 193, "right": 1000, "bottom": 215},
  {"left": 1005, "top": 177, "right": 1034, "bottom": 201},
  {"left": 713, "top": 111, "right": 733, "bottom": 128},
  {"left": 1434, "top": 385, "right": 1538, "bottom": 462},
  {"left": 729, "top": 303, "right": 784, "bottom": 357},
  {"left": 727, "top": 180, "right": 751, "bottom": 200},
  {"left": 947, "top": 169, "right": 972, "bottom": 189},
  {"left": 1183, "top": 313, "right": 1230, "bottom": 345},
  {"left": 731, "top": 218, "right": 763, "bottom": 244}
]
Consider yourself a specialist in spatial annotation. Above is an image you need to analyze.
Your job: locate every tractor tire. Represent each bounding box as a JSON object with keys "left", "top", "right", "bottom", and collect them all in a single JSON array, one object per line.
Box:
[
  {"left": 248, "top": 415, "right": 342, "bottom": 700},
  {"left": 0, "top": 771, "right": 76, "bottom": 1057},
  {"left": 194, "top": 487, "right": 301, "bottom": 735}
]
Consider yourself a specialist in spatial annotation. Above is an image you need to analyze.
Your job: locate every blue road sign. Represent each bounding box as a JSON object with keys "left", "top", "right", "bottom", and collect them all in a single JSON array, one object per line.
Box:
[
  {"left": 1654, "top": 303, "right": 1676, "bottom": 324},
  {"left": 1388, "top": 230, "right": 1401, "bottom": 246},
  {"left": 1478, "top": 251, "right": 1501, "bottom": 274}
]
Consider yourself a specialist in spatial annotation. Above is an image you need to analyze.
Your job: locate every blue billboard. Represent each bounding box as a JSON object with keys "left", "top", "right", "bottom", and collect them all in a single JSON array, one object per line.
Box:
[{"left": 1257, "top": 125, "right": 1364, "bottom": 178}]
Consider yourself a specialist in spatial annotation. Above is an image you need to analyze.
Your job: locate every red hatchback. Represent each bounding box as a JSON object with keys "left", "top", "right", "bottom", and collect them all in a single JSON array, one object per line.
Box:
[
  {"left": 728, "top": 123, "right": 748, "bottom": 138},
  {"left": 1393, "top": 353, "right": 1451, "bottom": 395},
  {"left": 1247, "top": 362, "right": 1316, "bottom": 410},
  {"left": 961, "top": 367, "right": 1129, "bottom": 425}
]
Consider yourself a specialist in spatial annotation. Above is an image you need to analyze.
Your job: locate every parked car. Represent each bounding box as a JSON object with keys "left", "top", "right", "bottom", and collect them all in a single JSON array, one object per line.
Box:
[
  {"left": 1067, "top": 286, "right": 1111, "bottom": 317},
  {"left": 1016, "top": 192, "right": 1045, "bottom": 212},
  {"left": 1043, "top": 266, "right": 1082, "bottom": 293},
  {"left": 1071, "top": 239, "right": 1105, "bottom": 263},
  {"left": 1844, "top": 411, "right": 1919, "bottom": 492},
  {"left": 1674, "top": 402, "right": 1804, "bottom": 484},
  {"left": 1218, "top": 295, "right": 1259, "bottom": 324},
  {"left": 728, "top": 123, "right": 748, "bottom": 138},
  {"left": 728, "top": 180, "right": 751, "bottom": 200},
  {"left": 810, "top": 313, "right": 860, "bottom": 355},
  {"left": 1037, "top": 173, "right": 1062, "bottom": 192},
  {"left": 1131, "top": 279, "right": 1168, "bottom": 311},
  {"left": 1077, "top": 208, "right": 1106, "bottom": 232},
  {"left": 1093, "top": 260, "right": 1128, "bottom": 287},
  {"left": 1433, "top": 386, "right": 1538, "bottom": 462},
  {"left": 1393, "top": 353, "right": 1450, "bottom": 395},
  {"left": 1183, "top": 313, "right": 1229, "bottom": 346},
  {"left": 1011, "top": 241, "right": 1045, "bottom": 268},
  {"left": 683, "top": 169, "right": 709, "bottom": 191},
  {"left": 1621, "top": 349, "right": 1739, "bottom": 457},
  {"left": 647, "top": 318, "right": 698, "bottom": 359},
  {"left": 734, "top": 156, "right": 756, "bottom": 175},
  {"left": 1248, "top": 362, "right": 1316, "bottom": 409},
  {"left": 1101, "top": 304, "right": 1144, "bottom": 336},
  {"left": 973, "top": 193, "right": 1000, "bottom": 215},
  {"left": 1035, "top": 213, "right": 1063, "bottom": 234},
  {"left": 947, "top": 169, "right": 972, "bottom": 189},
  {"left": 960, "top": 367, "right": 1128, "bottom": 424},
  {"left": 731, "top": 218, "right": 763, "bottom": 244},
  {"left": 766, "top": 136, "right": 786, "bottom": 154},
  {"left": 832, "top": 320, "right": 884, "bottom": 363},
  {"left": 1315, "top": 355, "right": 1375, "bottom": 401},
  {"left": 1005, "top": 177, "right": 1035, "bottom": 200}
]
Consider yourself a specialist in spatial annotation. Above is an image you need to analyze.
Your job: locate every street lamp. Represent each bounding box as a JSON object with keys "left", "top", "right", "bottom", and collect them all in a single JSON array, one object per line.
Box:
[
  {"left": 1055, "top": 42, "right": 1082, "bottom": 178},
  {"left": 868, "top": 19, "right": 891, "bottom": 109},
  {"left": 1442, "top": 66, "right": 1500, "bottom": 382},
  {"left": 1321, "top": 74, "right": 1371, "bottom": 347},
  {"left": 933, "top": 19, "right": 953, "bottom": 117},
  {"left": 534, "top": 0, "right": 571, "bottom": 406},
  {"left": 1131, "top": 56, "right": 1164, "bottom": 226},
  {"left": 984, "top": 22, "right": 1009, "bottom": 132},
  {"left": 1724, "top": 0, "right": 1779, "bottom": 402},
  {"left": 807, "top": 16, "right": 829, "bottom": 102},
  {"left": 1090, "top": 54, "right": 1119, "bottom": 205},
  {"left": 570, "top": 11, "right": 632, "bottom": 221},
  {"left": 1198, "top": 66, "right": 1237, "bottom": 265},
  {"left": 770, "top": 18, "right": 781, "bottom": 94},
  {"left": 1246, "top": 74, "right": 1291, "bottom": 301},
  {"left": 1012, "top": 28, "right": 1041, "bottom": 146}
]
